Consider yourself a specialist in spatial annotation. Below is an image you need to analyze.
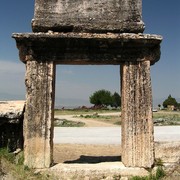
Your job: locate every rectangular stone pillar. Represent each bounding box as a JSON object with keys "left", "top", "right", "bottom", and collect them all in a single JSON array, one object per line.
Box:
[
  {"left": 24, "top": 60, "right": 55, "bottom": 168},
  {"left": 121, "top": 61, "right": 154, "bottom": 168}
]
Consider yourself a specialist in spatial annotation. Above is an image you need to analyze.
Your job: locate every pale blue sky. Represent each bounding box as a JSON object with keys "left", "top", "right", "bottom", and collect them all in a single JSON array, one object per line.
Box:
[{"left": 0, "top": 1, "right": 179, "bottom": 107}]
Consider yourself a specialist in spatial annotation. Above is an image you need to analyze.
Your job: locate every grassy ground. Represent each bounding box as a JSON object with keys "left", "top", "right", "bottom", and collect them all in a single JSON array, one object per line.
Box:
[
  {"left": 73, "top": 114, "right": 121, "bottom": 125},
  {"left": 0, "top": 148, "right": 56, "bottom": 180},
  {"left": 153, "top": 110, "right": 180, "bottom": 116},
  {"left": 54, "top": 118, "right": 85, "bottom": 127},
  {"left": 54, "top": 109, "right": 119, "bottom": 115},
  {"left": 54, "top": 109, "right": 121, "bottom": 126},
  {"left": 153, "top": 110, "right": 180, "bottom": 126},
  {"left": 55, "top": 109, "right": 180, "bottom": 127}
]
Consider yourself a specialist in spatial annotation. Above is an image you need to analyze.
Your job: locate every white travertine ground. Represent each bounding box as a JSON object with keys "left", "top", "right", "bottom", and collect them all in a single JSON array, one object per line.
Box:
[{"left": 54, "top": 126, "right": 180, "bottom": 144}]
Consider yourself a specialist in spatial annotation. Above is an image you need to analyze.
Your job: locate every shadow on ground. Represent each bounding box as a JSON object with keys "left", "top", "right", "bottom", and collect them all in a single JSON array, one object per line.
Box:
[{"left": 64, "top": 155, "right": 121, "bottom": 164}]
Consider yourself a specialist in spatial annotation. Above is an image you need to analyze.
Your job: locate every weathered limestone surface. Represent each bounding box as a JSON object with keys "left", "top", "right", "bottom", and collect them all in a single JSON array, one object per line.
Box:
[
  {"left": 24, "top": 60, "right": 55, "bottom": 168},
  {"left": 121, "top": 61, "right": 154, "bottom": 168},
  {"left": 13, "top": 33, "right": 162, "bottom": 65},
  {"left": 0, "top": 101, "right": 25, "bottom": 123},
  {"left": 32, "top": 0, "right": 144, "bottom": 33},
  {"left": 48, "top": 162, "right": 150, "bottom": 179},
  {"left": 0, "top": 101, "right": 25, "bottom": 151}
]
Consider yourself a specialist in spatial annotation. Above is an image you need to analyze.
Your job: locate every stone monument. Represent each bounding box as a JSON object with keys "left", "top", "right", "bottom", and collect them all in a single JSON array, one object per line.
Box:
[
  {"left": 0, "top": 101, "right": 25, "bottom": 151},
  {"left": 13, "top": 0, "right": 162, "bottom": 169},
  {"left": 32, "top": 0, "right": 144, "bottom": 33}
]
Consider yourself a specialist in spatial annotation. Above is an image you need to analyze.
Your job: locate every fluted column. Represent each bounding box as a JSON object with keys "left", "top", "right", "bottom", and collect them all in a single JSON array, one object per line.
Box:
[
  {"left": 23, "top": 59, "right": 55, "bottom": 168},
  {"left": 121, "top": 60, "right": 154, "bottom": 168}
]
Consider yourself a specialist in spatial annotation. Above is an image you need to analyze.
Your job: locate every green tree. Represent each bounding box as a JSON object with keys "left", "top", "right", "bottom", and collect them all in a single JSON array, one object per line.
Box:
[
  {"left": 163, "top": 95, "right": 178, "bottom": 108},
  {"left": 112, "top": 92, "right": 121, "bottom": 107},
  {"left": 177, "top": 103, "right": 180, "bottom": 109},
  {"left": 89, "top": 89, "right": 113, "bottom": 106}
]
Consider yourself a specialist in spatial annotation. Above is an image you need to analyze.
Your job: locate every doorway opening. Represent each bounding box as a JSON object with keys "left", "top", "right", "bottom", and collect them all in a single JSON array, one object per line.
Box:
[{"left": 54, "top": 65, "right": 122, "bottom": 164}]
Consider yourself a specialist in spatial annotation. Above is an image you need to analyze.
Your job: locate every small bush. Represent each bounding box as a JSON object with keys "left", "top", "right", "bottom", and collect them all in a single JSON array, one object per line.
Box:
[
  {"left": 130, "top": 166, "right": 165, "bottom": 180},
  {"left": 156, "top": 166, "right": 165, "bottom": 179},
  {"left": 54, "top": 118, "right": 85, "bottom": 127},
  {"left": 114, "top": 121, "right": 121, "bottom": 125},
  {"left": 0, "top": 148, "right": 56, "bottom": 179},
  {"left": 0, "top": 148, "right": 15, "bottom": 163},
  {"left": 155, "top": 158, "right": 163, "bottom": 166}
]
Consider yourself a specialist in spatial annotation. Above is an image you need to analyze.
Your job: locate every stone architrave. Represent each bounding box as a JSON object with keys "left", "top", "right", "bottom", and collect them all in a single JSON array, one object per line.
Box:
[
  {"left": 23, "top": 60, "right": 55, "bottom": 168},
  {"left": 121, "top": 60, "right": 154, "bottom": 168}
]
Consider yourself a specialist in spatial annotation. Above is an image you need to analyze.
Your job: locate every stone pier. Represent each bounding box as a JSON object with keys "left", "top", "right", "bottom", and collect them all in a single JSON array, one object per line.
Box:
[
  {"left": 121, "top": 61, "right": 154, "bottom": 167},
  {"left": 23, "top": 60, "right": 55, "bottom": 168},
  {"left": 13, "top": 0, "right": 162, "bottom": 169}
]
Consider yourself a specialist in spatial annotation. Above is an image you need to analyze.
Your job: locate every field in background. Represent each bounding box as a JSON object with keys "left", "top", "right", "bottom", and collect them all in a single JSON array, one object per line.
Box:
[
  {"left": 153, "top": 110, "right": 180, "bottom": 126},
  {"left": 55, "top": 109, "right": 119, "bottom": 115},
  {"left": 54, "top": 109, "right": 180, "bottom": 126}
]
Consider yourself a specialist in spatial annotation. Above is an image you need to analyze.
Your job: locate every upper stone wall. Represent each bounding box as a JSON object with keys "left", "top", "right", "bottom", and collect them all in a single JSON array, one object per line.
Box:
[{"left": 32, "top": 0, "right": 144, "bottom": 33}]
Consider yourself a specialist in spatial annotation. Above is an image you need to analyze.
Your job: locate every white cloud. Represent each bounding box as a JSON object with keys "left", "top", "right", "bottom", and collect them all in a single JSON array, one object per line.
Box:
[
  {"left": 0, "top": 60, "right": 26, "bottom": 99},
  {"left": 0, "top": 60, "right": 25, "bottom": 74},
  {"left": 57, "top": 66, "right": 74, "bottom": 75},
  {"left": 60, "top": 69, "right": 73, "bottom": 75},
  {"left": 55, "top": 80, "right": 93, "bottom": 100}
]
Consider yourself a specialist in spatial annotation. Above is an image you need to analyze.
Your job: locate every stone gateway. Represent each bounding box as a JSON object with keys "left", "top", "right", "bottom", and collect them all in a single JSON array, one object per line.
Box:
[{"left": 13, "top": 0, "right": 162, "bottom": 169}]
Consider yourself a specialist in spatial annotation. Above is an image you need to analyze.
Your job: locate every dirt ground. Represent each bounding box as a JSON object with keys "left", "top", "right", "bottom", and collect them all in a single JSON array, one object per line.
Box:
[
  {"left": 54, "top": 144, "right": 121, "bottom": 163},
  {"left": 53, "top": 112, "right": 180, "bottom": 179},
  {"left": 53, "top": 142, "right": 180, "bottom": 179},
  {"left": 54, "top": 113, "right": 121, "bottom": 164},
  {"left": 55, "top": 112, "right": 121, "bottom": 127},
  {"left": 53, "top": 142, "right": 180, "bottom": 164}
]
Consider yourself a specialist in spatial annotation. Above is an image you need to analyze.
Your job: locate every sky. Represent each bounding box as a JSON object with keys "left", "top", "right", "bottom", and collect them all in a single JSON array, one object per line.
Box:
[{"left": 0, "top": 1, "right": 179, "bottom": 107}]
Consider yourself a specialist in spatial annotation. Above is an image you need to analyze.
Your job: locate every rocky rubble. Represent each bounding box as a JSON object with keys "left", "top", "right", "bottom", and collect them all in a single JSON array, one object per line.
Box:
[
  {"left": 0, "top": 101, "right": 25, "bottom": 124},
  {"left": 0, "top": 101, "right": 25, "bottom": 151},
  {"left": 153, "top": 118, "right": 180, "bottom": 126}
]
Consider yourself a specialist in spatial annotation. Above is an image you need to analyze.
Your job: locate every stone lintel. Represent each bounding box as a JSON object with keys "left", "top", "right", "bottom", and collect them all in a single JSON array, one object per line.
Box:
[{"left": 12, "top": 33, "right": 162, "bottom": 65}]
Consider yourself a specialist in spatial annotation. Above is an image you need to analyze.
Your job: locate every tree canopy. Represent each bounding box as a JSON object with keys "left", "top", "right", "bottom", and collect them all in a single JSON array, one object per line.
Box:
[
  {"left": 89, "top": 89, "right": 121, "bottom": 107},
  {"left": 163, "top": 95, "right": 178, "bottom": 108},
  {"left": 112, "top": 92, "right": 121, "bottom": 107}
]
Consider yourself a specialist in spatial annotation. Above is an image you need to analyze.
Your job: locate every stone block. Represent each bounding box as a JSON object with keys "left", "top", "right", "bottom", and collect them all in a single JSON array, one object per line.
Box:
[
  {"left": 32, "top": 0, "right": 144, "bottom": 33},
  {"left": 0, "top": 101, "right": 25, "bottom": 151},
  {"left": 0, "top": 101, "right": 25, "bottom": 122}
]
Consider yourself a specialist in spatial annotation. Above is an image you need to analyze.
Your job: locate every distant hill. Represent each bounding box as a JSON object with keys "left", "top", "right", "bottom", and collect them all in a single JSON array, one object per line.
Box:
[{"left": 55, "top": 97, "right": 92, "bottom": 109}]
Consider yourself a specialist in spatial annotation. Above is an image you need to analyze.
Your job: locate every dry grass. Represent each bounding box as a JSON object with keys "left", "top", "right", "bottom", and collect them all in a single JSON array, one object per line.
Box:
[{"left": 54, "top": 109, "right": 119, "bottom": 116}]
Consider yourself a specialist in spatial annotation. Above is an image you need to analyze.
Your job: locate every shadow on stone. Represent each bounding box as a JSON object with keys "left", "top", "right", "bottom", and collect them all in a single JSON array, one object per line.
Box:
[{"left": 64, "top": 155, "right": 121, "bottom": 164}]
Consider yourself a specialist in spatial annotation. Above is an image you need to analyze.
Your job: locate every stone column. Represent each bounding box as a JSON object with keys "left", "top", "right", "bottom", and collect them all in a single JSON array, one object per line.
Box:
[
  {"left": 121, "top": 60, "right": 154, "bottom": 168},
  {"left": 24, "top": 59, "right": 55, "bottom": 168}
]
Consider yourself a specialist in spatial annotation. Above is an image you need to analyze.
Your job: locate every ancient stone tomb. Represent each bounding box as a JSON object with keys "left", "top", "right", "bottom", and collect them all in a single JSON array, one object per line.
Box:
[
  {"left": 0, "top": 101, "right": 25, "bottom": 151},
  {"left": 13, "top": 0, "right": 162, "bottom": 169}
]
